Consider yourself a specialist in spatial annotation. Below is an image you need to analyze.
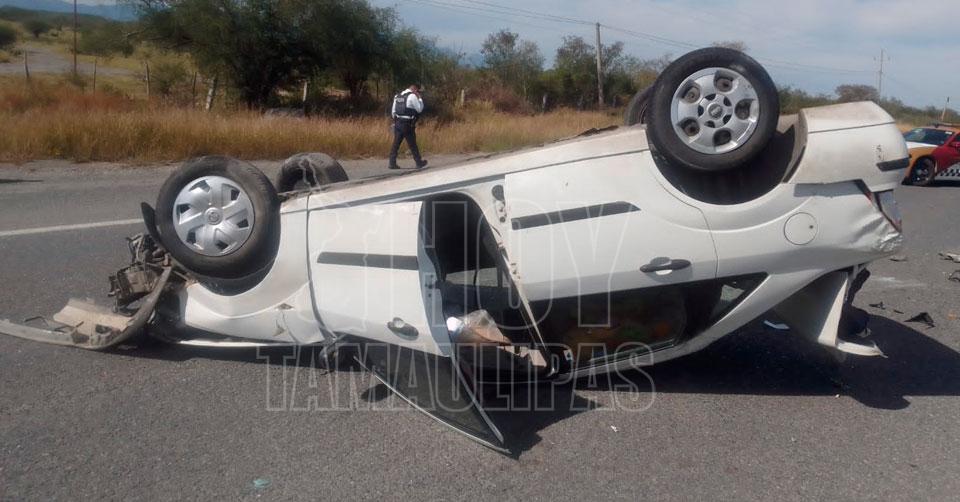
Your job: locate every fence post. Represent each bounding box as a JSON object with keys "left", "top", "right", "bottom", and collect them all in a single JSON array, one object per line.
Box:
[
  {"left": 144, "top": 61, "right": 151, "bottom": 100},
  {"left": 191, "top": 71, "right": 198, "bottom": 106},
  {"left": 205, "top": 75, "right": 219, "bottom": 112},
  {"left": 23, "top": 50, "right": 30, "bottom": 83},
  {"left": 92, "top": 57, "right": 98, "bottom": 93}
]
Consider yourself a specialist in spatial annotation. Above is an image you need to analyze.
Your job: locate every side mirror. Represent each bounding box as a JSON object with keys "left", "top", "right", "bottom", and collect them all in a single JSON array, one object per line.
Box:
[{"left": 952, "top": 141, "right": 960, "bottom": 150}]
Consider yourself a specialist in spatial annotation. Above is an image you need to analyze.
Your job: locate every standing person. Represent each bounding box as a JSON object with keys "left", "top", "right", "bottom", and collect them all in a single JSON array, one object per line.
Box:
[{"left": 388, "top": 84, "right": 428, "bottom": 170}]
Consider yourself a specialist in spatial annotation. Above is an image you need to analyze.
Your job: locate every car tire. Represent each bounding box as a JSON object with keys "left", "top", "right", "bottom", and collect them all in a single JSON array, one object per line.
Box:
[
  {"left": 909, "top": 157, "right": 936, "bottom": 186},
  {"left": 155, "top": 156, "right": 280, "bottom": 279},
  {"left": 624, "top": 85, "right": 652, "bottom": 126},
  {"left": 276, "top": 152, "right": 349, "bottom": 192},
  {"left": 646, "top": 47, "right": 779, "bottom": 172}
]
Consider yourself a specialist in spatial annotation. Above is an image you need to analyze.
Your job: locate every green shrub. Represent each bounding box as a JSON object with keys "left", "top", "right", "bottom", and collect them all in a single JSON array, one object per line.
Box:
[{"left": 0, "top": 24, "right": 17, "bottom": 50}]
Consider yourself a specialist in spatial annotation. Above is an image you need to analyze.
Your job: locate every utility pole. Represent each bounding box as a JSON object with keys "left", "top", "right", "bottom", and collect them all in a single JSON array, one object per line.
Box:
[
  {"left": 72, "top": 0, "right": 78, "bottom": 76},
  {"left": 595, "top": 22, "right": 604, "bottom": 109},
  {"left": 875, "top": 48, "right": 888, "bottom": 102},
  {"left": 942, "top": 97, "right": 951, "bottom": 123}
]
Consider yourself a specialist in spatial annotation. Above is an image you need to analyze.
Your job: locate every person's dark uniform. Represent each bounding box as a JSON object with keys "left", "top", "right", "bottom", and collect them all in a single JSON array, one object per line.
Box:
[{"left": 388, "top": 85, "right": 428, "bottom": 170}]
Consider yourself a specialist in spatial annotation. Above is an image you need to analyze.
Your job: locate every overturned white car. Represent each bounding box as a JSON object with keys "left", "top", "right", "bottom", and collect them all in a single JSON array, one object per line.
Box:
[{"left": 0, "top": 48, "right": 909, "bottom": 451}]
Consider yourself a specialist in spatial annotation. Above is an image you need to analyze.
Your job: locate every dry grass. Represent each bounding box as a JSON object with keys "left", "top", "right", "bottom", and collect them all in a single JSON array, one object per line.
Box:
[{"left": 0, "top": 83, "right": 620, "bottom": 163}]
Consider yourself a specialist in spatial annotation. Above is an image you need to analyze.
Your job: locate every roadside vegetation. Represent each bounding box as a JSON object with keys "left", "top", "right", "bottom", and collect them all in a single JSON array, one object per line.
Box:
[
  {"left": 0, "top": 82, "right": 617, "bottom": 162},
  {"left": 0, "top": 2, "right": 956, "bottom": 163}
]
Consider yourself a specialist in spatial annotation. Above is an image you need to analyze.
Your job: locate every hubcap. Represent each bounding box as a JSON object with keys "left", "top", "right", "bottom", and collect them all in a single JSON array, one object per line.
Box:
[
  {"left": 670, "top": 67, "right": 761, "bottom": 155},
  {"left": 172, "top": 176, "right": 255, "bottom": 257}
]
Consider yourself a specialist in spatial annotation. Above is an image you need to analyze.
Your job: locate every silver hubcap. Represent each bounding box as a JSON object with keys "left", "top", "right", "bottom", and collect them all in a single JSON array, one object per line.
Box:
[
  {"left": 172, "top": 176, "right": 254, "bottom": 256},
  {"left": 670, "top": 67, "right": 760, "bottom": 155}
]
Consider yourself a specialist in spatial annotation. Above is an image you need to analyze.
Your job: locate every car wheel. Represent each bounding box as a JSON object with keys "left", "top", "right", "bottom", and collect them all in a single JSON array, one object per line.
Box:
[
  {"left": 155, "top": 156, "right": 280, "bottom": 279},
  {"left": 624, "top": 85, "right": 652, "bottom": 126},
  {"left": 910, "top": 158, "right": 936, "bottom": 186},
  {"left": 646, "top": 47, "right": 779, "bottom": 172},
  {"left": 276, "top": 152, "right": 349, "bottom": 192}
]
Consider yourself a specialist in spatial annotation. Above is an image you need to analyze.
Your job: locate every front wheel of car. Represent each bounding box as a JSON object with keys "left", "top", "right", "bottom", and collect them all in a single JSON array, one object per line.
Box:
[
  {"left": 646, "top": 47, "right": 779, "bottom": 172},
  {"left": 155, "top": 156, "right": 280, "bottom": 279}
]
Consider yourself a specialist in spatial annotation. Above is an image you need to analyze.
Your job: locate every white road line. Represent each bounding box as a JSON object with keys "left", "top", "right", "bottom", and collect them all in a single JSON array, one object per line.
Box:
[{"left": 0, "top": 219, "right": 143, "bottom": 238}]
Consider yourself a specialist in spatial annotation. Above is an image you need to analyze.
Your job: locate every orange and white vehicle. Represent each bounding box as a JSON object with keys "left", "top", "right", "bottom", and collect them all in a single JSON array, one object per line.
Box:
[{"left": 902, "top": 125, "right": 960, "bottom": 185}]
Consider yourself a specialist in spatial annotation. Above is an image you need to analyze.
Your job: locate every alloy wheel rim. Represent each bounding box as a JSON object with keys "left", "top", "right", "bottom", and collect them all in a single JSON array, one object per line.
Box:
[{"left": 670, "top": 67, "right": 761, "bottom": 155}]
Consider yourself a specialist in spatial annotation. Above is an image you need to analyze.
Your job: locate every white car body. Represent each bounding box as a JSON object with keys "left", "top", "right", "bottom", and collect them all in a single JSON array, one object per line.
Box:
[{"left": 179, "top": 101, "right": 906, "bottom": 375}]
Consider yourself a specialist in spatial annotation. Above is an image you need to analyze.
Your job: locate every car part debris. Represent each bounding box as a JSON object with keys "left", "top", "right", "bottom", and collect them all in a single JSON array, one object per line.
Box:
[
  {"left": 869, "top": 301, "right": 886, "bottom": 310},
  {"left": 763, "top": 320, "right": 790, "bottom": 331},
  {"left": 0, "top": 233, "right": 175, "bottom": 350},
  {"left": 889, "top": 254, "right": 908, "bottom": 262},
  {"left": 905, "top": 312, "right": 936, "bottom": 329},
  {"left": 940, "top": 252, "right": 960, "bottom": 264},
  {"left": 448, "top": 310, "right": 512, "bottom": 346},
  {"left": 0, "top": 267, "right": 172, "bottom": 350},
  {"left": 949, "top": 270, "right": 960, "bottom": 283}
]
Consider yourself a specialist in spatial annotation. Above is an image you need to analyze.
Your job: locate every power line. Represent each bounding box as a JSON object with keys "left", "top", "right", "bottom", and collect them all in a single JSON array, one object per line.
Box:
[
  {"left": 402, "top": 0, "right": 572, "bottom": 34},
  {"left": 407, "top": 0, "right": 876, "bottom": 76},
  {"left": 458, "top": 0, "right": 593, "bottom": 26}
]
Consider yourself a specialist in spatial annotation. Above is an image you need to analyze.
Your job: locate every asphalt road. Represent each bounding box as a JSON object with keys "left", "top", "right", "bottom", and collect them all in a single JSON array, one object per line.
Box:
[{"left": 0, "top": 160, "right": 958, "bottom": 500}]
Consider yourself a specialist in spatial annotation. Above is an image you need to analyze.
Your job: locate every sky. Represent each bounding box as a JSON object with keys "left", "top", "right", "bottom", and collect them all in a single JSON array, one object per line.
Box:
[
  {"left": 368, "top": 0, "right": 958, "bottom": 109},
  {"left": 74, "top": 0, "right": 957, "bottom": 108}
]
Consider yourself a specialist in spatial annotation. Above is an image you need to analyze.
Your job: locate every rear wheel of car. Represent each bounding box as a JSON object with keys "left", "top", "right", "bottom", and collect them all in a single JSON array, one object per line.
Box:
[
  {"left": 276, "top": 152, "right": 348, "bottom": 192},
  {"left": 646, "top": 47, "right": 779, "bottom": 172},
  {"left": 156, "top": 156, "right": 280, "bottom": 279},
  {"left": 909, "top": 157, "right": 936, "bottom": 186}
]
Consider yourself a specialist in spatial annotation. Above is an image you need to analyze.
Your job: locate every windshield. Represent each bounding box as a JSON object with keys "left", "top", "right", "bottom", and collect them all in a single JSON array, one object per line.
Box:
[{"left": 903, "top": 128, "right": 953, "bottom": 146}]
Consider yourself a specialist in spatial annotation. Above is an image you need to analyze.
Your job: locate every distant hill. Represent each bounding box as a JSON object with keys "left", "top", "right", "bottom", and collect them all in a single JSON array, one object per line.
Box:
[{"left": 0, "top": 0, "right": 136, "bottom": 21}]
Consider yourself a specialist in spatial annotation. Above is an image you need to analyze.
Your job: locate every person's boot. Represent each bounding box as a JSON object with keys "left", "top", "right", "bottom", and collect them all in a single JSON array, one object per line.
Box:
[{"left": 416, "top": 159, "right": 429, "bottom": 169}]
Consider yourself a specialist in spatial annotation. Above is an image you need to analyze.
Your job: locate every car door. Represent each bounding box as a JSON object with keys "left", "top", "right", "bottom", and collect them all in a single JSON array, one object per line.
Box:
[
  {"left": 503, "top": 151, "right": 719, "bottom": 367},
  {"left": 932, "top": 132, "right": 960, "bottom": 176},
  {"left": 307, "top": 201, "right": 448, "bottom": 356},
  {"left": 504, "top": 152, "right": 718, "bottom": 303}
]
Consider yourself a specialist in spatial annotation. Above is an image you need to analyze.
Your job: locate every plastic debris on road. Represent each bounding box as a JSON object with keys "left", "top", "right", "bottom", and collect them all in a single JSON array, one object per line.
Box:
[{"left": 940, "top": 252, "right": 960, "bottom": 264}]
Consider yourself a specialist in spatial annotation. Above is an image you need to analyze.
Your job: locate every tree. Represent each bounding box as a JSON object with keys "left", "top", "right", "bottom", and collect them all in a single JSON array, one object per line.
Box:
[
  {"left": 835, "top": 84, "right": 879, "bottom": 103},
  {"left": 546, "top": 35, "right": 638, "bottom": 108},
  {"left": 131, "top": 0, "right": 405, "bottom": 107},
  {"left": 0, "top": 23, "right": 16, "bottom": 50},
  {"left": 151, "top": 59, "right": 189, "bottom": 96},
  {"left": 24, "top": 19, "right": 52, "bottom": 39},
  {"left": 299, "top": 0, "right": 396, "bottom": 100},
  {"left": 712, "top": 40, "right": 749, "bottom": 52},
  {"left": 132, "top": 0, "right": 306, "bottom": 108},
  {"left": 628, "top": 54, "right": 672, "bottom": 91},
  {"left": 79, "top": 22, "right": 134, "bottom": 57},
  {"left": 480, "top": 29, "right": 543, "bottom": 98}
]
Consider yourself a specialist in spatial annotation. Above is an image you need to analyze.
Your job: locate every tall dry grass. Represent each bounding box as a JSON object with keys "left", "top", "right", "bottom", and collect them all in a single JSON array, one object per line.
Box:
[{"left": 0, "top": 83, "right": 620, "bottom": 163}]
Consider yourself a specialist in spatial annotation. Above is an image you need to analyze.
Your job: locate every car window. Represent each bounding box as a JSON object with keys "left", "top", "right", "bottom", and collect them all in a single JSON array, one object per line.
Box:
[
  {"left": 903, "top": 128, "right": 952, "bottom": 146},
  {"left": 528, "top": 275, "right": 765, "bottom": 368}
]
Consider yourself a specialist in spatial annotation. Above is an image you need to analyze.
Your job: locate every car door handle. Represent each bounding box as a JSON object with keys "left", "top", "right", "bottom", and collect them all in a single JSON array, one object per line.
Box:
[
  {"left": 386, "top": 318, "right": 419, "bottom": 338},
  {"left": 640, "top": 259, "right": 691, "bottom": 273}
]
